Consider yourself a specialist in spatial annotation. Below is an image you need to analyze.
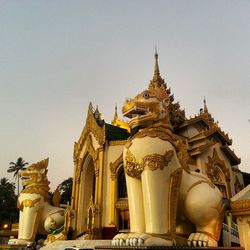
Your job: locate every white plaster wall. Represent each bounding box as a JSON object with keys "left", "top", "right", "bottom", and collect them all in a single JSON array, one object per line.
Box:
[
  {"left": 102, "top": 143, "right": 124, "bottom": 227},
  {"left": 179, "top": 126, "right": 199, "bottom": 139}
]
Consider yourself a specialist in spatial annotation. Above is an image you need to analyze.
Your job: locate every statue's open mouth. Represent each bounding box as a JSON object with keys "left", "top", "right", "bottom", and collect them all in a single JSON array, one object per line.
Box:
[
  {"left": 20, "top": 176, "right": 31, "bottom": 181},
  {"left": 123, "top": 106, "right": 150, "bottom": 119}
]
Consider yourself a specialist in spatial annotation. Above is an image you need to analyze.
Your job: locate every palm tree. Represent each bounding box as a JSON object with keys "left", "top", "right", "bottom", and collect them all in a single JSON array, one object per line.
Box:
[{"left": 8, "top": 157, "right": 29, "bottom": 194}]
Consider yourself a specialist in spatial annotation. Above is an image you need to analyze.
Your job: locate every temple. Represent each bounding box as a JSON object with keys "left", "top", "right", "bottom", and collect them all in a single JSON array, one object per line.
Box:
[{"left": 69, "top": 53, "right": 247, "bottom": 247}]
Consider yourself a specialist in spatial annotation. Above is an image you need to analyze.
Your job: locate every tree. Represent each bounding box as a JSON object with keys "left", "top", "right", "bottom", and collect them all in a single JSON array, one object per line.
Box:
[
  {"left": 57, "top": 177, "right": 73, "bottom": 204},
  {"left": 8, "top": 157, "right": 29, "bottom": 194},
  {"left": 0, "top": 178, "right": 19, "bottom": 223}
]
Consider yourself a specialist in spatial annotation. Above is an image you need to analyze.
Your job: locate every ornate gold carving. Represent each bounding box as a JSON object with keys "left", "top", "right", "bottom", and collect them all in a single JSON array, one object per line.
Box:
[
  {"left": 125, "top": 149, "right": 144, "bottom": 178},
  {"left": 126, "top": 127, "right": 190, "bottom": 172},
  {"left": 206, "top": 149, "right": 231, "bottom": 198},
  {"left": 125, "top": 149, "right": 174, "bottom": 178},
  {"left": 87, "top": 197, "right": 98, "bottom": 231},
  {"left": 82, "top": 135, "right": 100, "bottom": 176},
  {"left": 206, "top": 149, "right": 230, "bottom": 182},
  {"left": 75, "top": 135, "right": 102, "bottom": 183},
  {"left": 75, "top": 158, "right": 83, "bottom": 184},
  {"left": 175, "top": 139, "right": 190, "bottom": 173},
  {"left": 127, "top": 126, "right": 177, "bottom": 147},
  {"left": 18, "top": 198, "right": 41, "bottom": 211},
  {"left": 110, "top": 153, "right": 123, "bottom": 180},
  {"left": 74, "top": 103, "right": 105, "bottom": 161},
  {"left": 52, "top": 188, "right": 61, "bottom": 207},
  {"left": 143, "top": 150, "right": 174, "bottom": 171}
]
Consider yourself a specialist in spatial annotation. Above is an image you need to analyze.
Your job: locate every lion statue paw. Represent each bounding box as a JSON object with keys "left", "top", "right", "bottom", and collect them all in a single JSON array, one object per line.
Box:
[
  {"left": 187, "top": 232, "right": 217, "bottom": 247},
  {"left": 112, "top": 233, "right": 174, "bottom": 247}
]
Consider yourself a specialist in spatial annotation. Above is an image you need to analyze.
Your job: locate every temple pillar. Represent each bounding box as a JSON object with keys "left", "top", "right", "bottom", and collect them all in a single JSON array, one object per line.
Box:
[{"left": 109, "top": 176, "right": 116, "bottom": 225}]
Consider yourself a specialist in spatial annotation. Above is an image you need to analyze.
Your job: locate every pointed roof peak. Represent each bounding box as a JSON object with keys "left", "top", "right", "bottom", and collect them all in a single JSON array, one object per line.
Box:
[{"left": 154, "top": 47, "right": 160, "bottom": 77}]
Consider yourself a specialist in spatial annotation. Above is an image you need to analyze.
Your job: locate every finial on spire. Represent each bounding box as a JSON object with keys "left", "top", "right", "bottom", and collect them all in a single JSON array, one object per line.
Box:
[
  {"left": 203, "top": 97, "right": 208, "bottom": 113},
  {"left": 114, "top": 104, "right": 118, "bottom": 119},
  {"left": 154, "top": 46, "right": 160, "bottom": 77},
  {"left": 112, "top": 104, "right": 118, "bottom": 125}
]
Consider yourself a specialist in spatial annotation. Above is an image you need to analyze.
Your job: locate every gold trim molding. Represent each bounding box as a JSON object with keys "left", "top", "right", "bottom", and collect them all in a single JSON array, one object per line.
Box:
[{"left": 206, "top": 149, "right": 230, "bottom": 181}]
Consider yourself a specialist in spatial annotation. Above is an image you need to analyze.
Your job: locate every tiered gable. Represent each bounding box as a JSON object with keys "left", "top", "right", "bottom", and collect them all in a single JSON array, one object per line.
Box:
[{"left": 175, "top": 99, "right": 242, "bottom": 198}]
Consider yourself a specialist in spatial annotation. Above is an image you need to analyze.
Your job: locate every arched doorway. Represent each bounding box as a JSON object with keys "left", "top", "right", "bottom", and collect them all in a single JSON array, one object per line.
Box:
[{"left": 77, "top": 156, "right": 96, "bottom": 234}]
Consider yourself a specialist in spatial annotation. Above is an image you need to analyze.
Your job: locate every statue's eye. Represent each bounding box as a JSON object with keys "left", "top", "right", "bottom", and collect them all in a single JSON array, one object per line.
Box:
[{"left": 143, "top": 92, "right": 149, "bottom": 98}]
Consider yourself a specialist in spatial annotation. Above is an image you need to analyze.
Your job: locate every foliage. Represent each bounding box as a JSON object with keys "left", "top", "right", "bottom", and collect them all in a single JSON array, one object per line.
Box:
[
  {"left": 0, "top": 178, "right": 19, "bottom": 223},
  {"left": 57, "top": 177, "right": 73, "bottom": 205},
  {"left": 8, "top": 157, "right": 29, "bottom": 194}
]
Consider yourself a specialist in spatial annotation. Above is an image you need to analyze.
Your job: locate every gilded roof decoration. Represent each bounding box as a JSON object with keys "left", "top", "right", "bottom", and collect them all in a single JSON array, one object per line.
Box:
[
  {"left": 178, "top": 101, "right": 232, "bottom": 146},
  {"left": 74, "top": 102, "right": 105, "bottom": 160},
  {"left": 111, "top": 105, "right": 130, "bottom": 132},
  {"left": 206, "top": 149, "right": 230, "bottom": 182}
]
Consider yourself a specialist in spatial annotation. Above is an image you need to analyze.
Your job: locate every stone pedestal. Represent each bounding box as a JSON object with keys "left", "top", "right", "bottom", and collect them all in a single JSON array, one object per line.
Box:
[
  {"left": 96, "top": 246, "right": 244, "bottom": 250},
  {"left": 40, "top": 240, "right": 244, "bottom": 250}
]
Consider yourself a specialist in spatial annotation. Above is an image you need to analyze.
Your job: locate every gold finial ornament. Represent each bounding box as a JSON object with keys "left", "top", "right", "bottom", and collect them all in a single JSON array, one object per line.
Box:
[
  {"left": 113, "top": 104, "right": 118, "bottom": 122},
  {"left": 154, "top": 47, "right": 160, "bottom": 77}
]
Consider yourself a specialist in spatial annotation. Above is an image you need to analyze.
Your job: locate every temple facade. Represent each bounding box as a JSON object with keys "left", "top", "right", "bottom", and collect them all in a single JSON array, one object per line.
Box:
[{"left": 69, "top": 55, "right": 246, "bottom": 243}]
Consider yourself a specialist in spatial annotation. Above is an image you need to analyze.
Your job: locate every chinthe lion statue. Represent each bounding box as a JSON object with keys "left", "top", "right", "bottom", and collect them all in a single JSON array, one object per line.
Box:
[
  {"left": 9, "top": 158, "right": 65, "bottom": 245},
  {"left": 112, "top": 53, "right": 224, "bottom": 247}
]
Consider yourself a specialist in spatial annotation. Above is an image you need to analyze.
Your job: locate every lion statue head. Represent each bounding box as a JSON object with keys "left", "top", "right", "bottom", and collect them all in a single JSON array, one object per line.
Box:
[
  {"left": 122, "top": 52, "right": 173, "bottom": 130},
  {"left": 20, "top": 158, "right": 50, "bottom": 199}
]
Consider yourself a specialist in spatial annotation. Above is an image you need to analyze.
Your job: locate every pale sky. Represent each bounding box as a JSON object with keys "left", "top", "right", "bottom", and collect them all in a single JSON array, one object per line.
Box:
[{"left": 0, "top": 0, "right": 249, "bottom": 191}]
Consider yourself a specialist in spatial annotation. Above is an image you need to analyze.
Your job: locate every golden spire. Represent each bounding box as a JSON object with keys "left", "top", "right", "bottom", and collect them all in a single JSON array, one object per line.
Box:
[{"left": 149, "top": 48, "right": 166, "bottom": 88}]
